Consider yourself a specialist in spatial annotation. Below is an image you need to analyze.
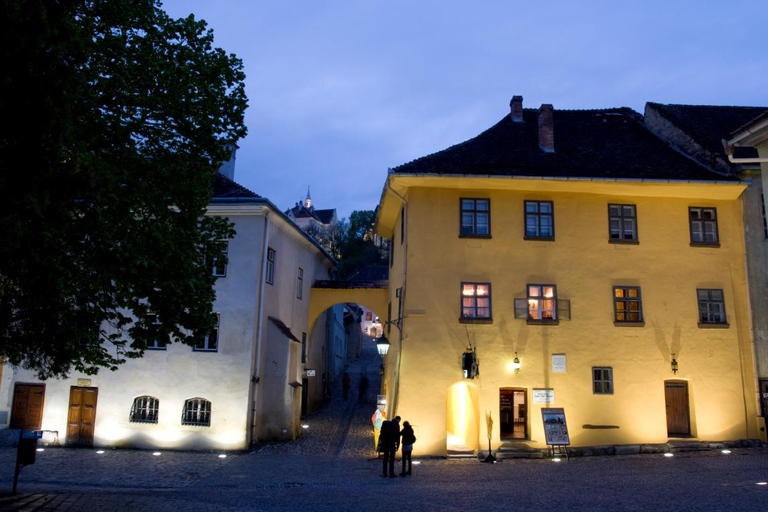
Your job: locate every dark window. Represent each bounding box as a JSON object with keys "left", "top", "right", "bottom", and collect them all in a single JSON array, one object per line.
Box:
[
  {"left": 697, "top": 289, "right": 727, "bottom": 325},
  {"left": 460, "top": 198, "right": 490, "bottom": 236},
  {"left": 608, "top": 204, "right": 637, "bottom": 241},
  {"left": 527, "top": 284, "right": 557, "bottom": 320},
  {"left": 266, "top": 248, "right": 275, "bottom": 284},
  {"left": 297, "top": 267, "right": 304, "bottom": 299},
  {"left": 181, "top": 397, "right": 211, "bottom": 427},
  {"left": 461, "top": 283, "right": 492, "bottom": 319},
  {"left": 210, "top": 240, "right": 228, "bottom": 277},
  {"left": 613, "top": 286, "right": 643, "bottom": 323},
  {"left": 525, "top": 201, "right": 554, "bottom": 239},
  {"left": 301, "top": 332, "right": 307, "bottom": 363},
  {"left": 130, "top": 396, "right": 159, "bottom": 423},
  {"left": 593, "top": 367, "right": 613, "bottom": 394},
  {"left": 194, "top": 314, "right": 219, "bottom": 352},
  {"left": 146, "top": 314, "right": 166, "bottom": 350},
  {"left": 689, "top": 207, "right": 719, "bottom": 245}
]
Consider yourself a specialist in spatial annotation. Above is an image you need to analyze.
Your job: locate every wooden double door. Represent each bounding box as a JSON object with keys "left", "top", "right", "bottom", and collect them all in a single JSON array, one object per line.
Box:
[{"left": 67, "top": 386, "right": 98, "bottom": 446}]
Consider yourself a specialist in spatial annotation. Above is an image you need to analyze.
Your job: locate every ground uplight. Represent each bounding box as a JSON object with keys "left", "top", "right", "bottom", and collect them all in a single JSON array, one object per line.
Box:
[
  {"left": 664, "top": 453, "right": 674, "bottom": 458},
  {"left": 552, "top": 458, "right": 561, "bottom": 462},
  {"left": 36, "top": 448, "right": 44, "bottom": 452},
  {"left": 721, "top": 449, "right": 732, "bottom": 454},
  {"left": 152, "top": 452, "right": 162, "bottom": 456},
  {"left": 302, "top": 424, "right": 309, "bottom": 429},
  {"left": 218, "top": 454, "right": 227, "bottom": 459},
  {"left": 96, "top": 450, "right": 105, "bottom": 454}
]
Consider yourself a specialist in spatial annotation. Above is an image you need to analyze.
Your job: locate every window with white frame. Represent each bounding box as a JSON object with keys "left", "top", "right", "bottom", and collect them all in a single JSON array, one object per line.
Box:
[
  {"left": 210, "top": 240, "right": 228, "bottom": 277},
  {"left": 194, "top": 314, "right": 219, "bottom": 352},
  {"left": 689, "top": 207, "right": 719, "bottom": 245},
  {"left": 297, "top": 267, "right": 304, "bottom": 299},
  {"left": 525, "top": 201, "right": 554, "bottom": 239},
  {"left": 697, "top": 289, "right": 727, "bottom": 325},
  {"left": 460, "top": 282, "right": 491, "bottom": 319},
  {"left": 266, "top": 248, "right": 275, "bottom": 285},
  {"left": 608, "top": 204, "right": 637, "bottom": 242},
  {"left": 592, "top": 367, "right": 613, "bottom": 394},
  {"left": 181, "top": 397, "right": 211, "bottom": 426},
  {"left": 130, "top": 396, "right": 159, "bottom": 423},
  {"left": 145, "top": 314, "right": 166, "bottom": 350},
  {"left": 613, "top": 286, "right": 643, "bottom": 323}
]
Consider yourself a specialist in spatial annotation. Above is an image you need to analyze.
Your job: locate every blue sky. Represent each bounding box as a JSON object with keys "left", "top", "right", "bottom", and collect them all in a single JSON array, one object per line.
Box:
[{"left": 160, "top": 0, "right": 768, "bottom": 220}]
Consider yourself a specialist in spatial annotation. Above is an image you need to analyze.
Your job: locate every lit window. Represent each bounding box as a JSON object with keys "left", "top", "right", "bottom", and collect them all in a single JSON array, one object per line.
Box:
[
  {"left": 613, "top": 286, "right": 643, "bottom": 323},
  {"left": 593, "top": 367, "right": 613, "bottom": 394},
  {"left": 460, "top": 199, "right": 490, "bottom": 236},
  {"left": 608, "top": 204, "right": 637, "bottom": 242},
  {"left": 460, "top": 283, "right": 492, "bottom": 319},
  {"left": 689, "top": 207, "right": 719, "bottom": 245},
  {"left": 181, "top": 398, "right": 211, "bottom": 427},
  {"left": 527, "top": 284, "right": 556, "bottom": 320},
  {"left": 130, "top": 396, "right": 159, "bottom": 423},
  {"left": 697, "top": 289, "right": 727, "bottom": 325},
  {"left": 266, "top": 248, "right": 276, "bottom": 285},
  {"left": 525, "top": 201, "right": 554, "bottom": 239},
  {"left": 194, "top": 314, "right": 219, "bottom": 352}
]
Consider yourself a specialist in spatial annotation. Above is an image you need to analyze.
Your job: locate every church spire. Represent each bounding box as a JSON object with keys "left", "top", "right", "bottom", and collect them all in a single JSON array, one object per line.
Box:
[{"left": 304, "top": 186, "right": 312, "bottom": 208}]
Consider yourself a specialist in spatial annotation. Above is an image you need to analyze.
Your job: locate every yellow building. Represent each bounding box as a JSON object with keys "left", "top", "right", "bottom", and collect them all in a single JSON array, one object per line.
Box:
[{"left": 375, "top": 97, "right": 764, "bottom": 457}]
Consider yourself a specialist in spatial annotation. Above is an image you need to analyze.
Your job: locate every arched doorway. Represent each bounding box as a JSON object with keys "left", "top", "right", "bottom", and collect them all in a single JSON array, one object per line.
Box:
[{"left": 446, "top": 380, "right": 480, "bottom": 454}]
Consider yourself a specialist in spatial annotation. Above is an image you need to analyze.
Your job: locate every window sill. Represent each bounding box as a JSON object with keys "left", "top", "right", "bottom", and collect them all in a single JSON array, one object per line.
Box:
[
  {"left": 524, "top": 236, "right": 555, "bottom": 241},
  {"left": 614, "top": 321, "right": 645, "bottom": 327},
  {"left": 608, "top": 239, "right": 639, "bottom": 245},
  {"left": 690, "top": 242, "right": 720, "bottom": 248},
  {"left": 193, "top": 348, "right": 219, "bottom": 352},
  {"left": 697, "top": 322, "right": 729, "bottom": 329},
  {"left": 526, "top": 319, "right": 559, "bottom": 326},
  {"left": 459, "top": 234, "right": 492, "bottom": 239},
  {"left": 459, "top": 317, "right": 493, "bottom": 324}
]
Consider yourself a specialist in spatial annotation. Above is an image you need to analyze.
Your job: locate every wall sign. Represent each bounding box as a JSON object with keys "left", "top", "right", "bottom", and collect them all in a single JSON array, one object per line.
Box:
[
  {"left": 305, "top": 370, "right": 316, "bottom": 377},
  {"left": 541, "top": 408, "right": 570, "bottom": 446},
  {"left": 533, "top": 389, "right": 554, "bottom": 404},
  {"left": 76, "top": 378, "right": 92, "bottom": 387},
  {"left": 552, "top": 354, "right": 566, "bottom": 373}
]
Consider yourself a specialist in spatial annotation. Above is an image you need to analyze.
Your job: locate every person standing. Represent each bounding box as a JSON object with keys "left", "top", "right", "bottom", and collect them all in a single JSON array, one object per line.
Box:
[
  {"left": 399, "top": 421, "right": 416, "bottom": 476},
  {"left": 378, "top": 420, "right": 397, "bottom": 478},
  {"left": 342, "top": 372, "right": 350, "bottom": 400},
  {"left": 391, "top": 415, "right": 401, "bottom": 451}
]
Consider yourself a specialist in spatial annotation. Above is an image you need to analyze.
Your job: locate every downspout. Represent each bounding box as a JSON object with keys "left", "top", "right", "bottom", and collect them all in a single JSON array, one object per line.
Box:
[
  {"left": 723, "top": 136, "right": 768, "bottom": 164},
  {"left": 249, "top": 211, "right": 271, "bottom": 444}
]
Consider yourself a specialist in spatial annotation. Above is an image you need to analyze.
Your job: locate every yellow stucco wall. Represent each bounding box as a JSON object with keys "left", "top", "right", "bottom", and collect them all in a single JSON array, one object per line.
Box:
[{"left": 381, "top": 178, "right": 761, "bottom": 456}]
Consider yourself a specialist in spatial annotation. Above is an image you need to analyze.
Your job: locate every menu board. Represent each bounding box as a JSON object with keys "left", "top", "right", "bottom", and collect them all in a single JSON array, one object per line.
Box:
[{"left": 541, "top": 408, "right": 570, "bottom": 446}]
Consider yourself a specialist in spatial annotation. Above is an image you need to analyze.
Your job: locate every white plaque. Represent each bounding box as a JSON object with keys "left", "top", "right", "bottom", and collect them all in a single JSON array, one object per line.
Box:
[
  {"left": 306, "top": 369, "right": 316, "bottom": 377},
  {"left": 533, "top": 389, "right": 554, "bottom": 404},
  {"left": 552, "top": 354, "right": 566, "bottom": 373}
]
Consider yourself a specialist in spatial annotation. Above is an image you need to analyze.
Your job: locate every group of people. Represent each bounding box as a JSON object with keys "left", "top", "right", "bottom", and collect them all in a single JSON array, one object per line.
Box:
[{"left": 377, "top": 415, "right": 416, "bottom": 477}]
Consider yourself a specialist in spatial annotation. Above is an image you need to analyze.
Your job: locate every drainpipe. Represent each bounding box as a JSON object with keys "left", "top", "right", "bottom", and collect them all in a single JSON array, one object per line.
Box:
[
  {"left": 723, "top": 135, "right": 768, "bottom": 164},
  {"left": 249, "top": 211, "right": 271, "bottom": 444}
]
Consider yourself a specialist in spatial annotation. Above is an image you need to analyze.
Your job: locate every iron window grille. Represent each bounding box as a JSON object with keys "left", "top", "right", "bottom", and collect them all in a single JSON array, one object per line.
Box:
[
  {"left": 266, "top": 248, "right": 276, "bottom": 284},
  {"left": 130, "top": 396, "right": 159, "bottom": 423},
  {"left": 593, "top": 367, "right": 614, "bottom": 394},
  {"left": 460, "top": 282, "right": 492, "bottom": 319},
  {"left": 525, "top": 200, "right": 554, "bottom": 239},
  {"left": 145, "top": 314, "right": 167, "bottom": 350},
  {"left": 460, "top": 198, "right": 490, "bottom": 236},
  {"left": 613, "top": 286, "right": 643, "bottom": 323},
  {"left": 210, "top": 240, "right": 228, "bottom": 277},
  {"left": 181, "top": 397, "right": 211, "bottom": 427},
  {"left": 689, "top": 207, "right": 719, "bottom": 245},
  {"left": 608, "top": 204, "right": 638, "bottom": 242},
  {"left": 194, "top": 314, "right": 219, "bottom": 352},
  {"left": 697, "top": 289, "right": 727, "bottom": 325}
]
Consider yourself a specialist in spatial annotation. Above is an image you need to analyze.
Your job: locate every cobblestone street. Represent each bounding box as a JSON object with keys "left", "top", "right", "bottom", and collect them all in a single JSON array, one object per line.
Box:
[{"left": 1, "top": 338, "right": 768, "bottom": 511}]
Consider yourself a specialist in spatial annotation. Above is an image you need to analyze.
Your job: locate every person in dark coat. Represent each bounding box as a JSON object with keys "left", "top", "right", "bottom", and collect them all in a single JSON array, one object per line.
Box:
[
  {"left": 378, "top": 420, "right": 397, "bottom": 477},
  {"left": 391, "top": 415, "right": 401, "bottom": 451},
  {"left": 399, "top": 421, "right": 416, "bottom": 476}
]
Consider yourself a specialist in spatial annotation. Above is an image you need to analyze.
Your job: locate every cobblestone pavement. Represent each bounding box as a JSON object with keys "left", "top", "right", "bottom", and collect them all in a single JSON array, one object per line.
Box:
[{"left": 1, "top": 338, "right": 768, "bottom": 510}]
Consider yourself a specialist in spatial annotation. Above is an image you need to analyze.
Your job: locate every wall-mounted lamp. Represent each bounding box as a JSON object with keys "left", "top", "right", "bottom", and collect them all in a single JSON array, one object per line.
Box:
[
  {"left": 671, "top": 354, "right": 678, "bottom": 374},
  {"left": 462, "top": 347, "right": 479, "bottom": 379},
  {"left": 512, "top": 354, "right": 521, "bottom": 374},
  {"left": 376, "top": 335, "right": 390, "bottom": 357}
]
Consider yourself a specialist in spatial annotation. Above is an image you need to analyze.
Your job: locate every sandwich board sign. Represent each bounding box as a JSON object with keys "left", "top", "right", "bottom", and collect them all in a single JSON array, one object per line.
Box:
[{"left": 541, "top": 408, "right": 570, "bottom": 446}]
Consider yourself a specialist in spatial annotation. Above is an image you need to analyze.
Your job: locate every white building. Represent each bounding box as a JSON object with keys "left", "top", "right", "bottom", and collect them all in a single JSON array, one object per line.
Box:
[{"left": 0, "top": 159, "right": 341, "bottom": 450}]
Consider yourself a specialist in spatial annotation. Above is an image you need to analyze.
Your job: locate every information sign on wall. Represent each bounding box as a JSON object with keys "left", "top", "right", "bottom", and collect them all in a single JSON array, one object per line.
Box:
[
  {"left": 533, "top": 389, "right": 554, "bottom": 404},
  {"left": 552, "top": 354, "right": 566, "bottom": 373},
  {"left": 541, "top": 408, "right": 570, "bottom": 446}
]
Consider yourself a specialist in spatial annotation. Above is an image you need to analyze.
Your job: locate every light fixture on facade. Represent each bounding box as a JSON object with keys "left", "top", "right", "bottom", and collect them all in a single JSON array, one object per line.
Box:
[
  {"left": 512, "top": 354, "right": 521, "bottom": 373},
  {"left": 671, "top": 354, "right": 679, "bottom": 374},
  {"left": 462, "top": 347, "right": 478, "bottom": 379},
  {"left": 376, "top": 335, "right": 390, "bottom": 357}
]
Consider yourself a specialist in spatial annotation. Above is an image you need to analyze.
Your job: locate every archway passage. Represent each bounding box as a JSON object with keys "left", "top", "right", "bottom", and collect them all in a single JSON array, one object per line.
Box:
[
  {"left": 446, "top": 381, "right": 479, "bottom": 455},
  {"left": 309, "top": 281, "right": 389, "bottom": 333}
]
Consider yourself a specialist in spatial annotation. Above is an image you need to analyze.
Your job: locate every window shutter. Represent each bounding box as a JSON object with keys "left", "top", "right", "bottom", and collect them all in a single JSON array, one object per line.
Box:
[
  {"left": 514, "top": 298, "right": 528, "bottom": 319},
  {"left": 557, "top": 299, "right": 571, "bottom": 320}
]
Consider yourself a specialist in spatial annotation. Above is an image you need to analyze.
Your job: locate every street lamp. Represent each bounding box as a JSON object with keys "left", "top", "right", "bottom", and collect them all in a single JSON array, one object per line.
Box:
[
  {"left": 671, "top": 354, "right": 678, "bottom": 374},
  {"left": 376, "top": 335, "right": 390, "bottom": 357}
]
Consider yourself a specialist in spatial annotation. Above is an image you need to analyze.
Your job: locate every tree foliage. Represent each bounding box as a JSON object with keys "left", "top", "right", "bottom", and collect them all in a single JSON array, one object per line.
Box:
[
  {"left": 335, "top": 210, "right": 388, "bottom": 279},
  {"left": 0, "top": 0, "right": 247, "bottom": 378}
]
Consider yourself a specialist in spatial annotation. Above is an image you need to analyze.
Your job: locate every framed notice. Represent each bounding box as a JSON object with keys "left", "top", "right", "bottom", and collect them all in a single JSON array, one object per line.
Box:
[
  {"left": 552, "top": 354, "right": 566, "bottom": 373},
  {"left": 541, "top": 408, "right": 570, "bottom": 446},
  {"left": 533, "top": 389, "right": 554, "bottom": 404}
]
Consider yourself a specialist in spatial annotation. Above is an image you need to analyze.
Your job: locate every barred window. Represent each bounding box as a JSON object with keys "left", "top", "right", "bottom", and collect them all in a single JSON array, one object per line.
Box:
[
  {"left": 182, "top": 397, "right": 211, "bottom": 427},
  {"left": 130, "top": 396, "right": 159, "bottom": 424}
]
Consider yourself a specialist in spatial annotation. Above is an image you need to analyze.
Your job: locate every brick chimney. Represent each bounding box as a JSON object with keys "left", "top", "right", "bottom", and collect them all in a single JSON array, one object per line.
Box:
[
  {"left": 538, "top": 104, "right": 555, "bottom": 153},
  {"left": 510, "top": 95, "right": 524, "bottom": 123}
]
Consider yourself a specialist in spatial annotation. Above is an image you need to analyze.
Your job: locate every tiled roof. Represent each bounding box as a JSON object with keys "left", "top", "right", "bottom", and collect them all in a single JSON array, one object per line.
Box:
[
  {"left": 212, "top": 173, "right": 260, "bottom": 199},
  {"left": 314, "top": 209, "right": 336, "bottom": 224},
  {"left": 392, "top": 107, "right": 736, "bottom": 181},
  {"left": 647, "top": 103, "right": 767, "bottom": 159}
]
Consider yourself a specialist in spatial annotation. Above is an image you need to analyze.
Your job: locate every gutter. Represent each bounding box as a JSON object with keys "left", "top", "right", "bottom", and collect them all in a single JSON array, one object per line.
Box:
[{"left": 388, "top": 171, "right": 743, "bottom": 185}]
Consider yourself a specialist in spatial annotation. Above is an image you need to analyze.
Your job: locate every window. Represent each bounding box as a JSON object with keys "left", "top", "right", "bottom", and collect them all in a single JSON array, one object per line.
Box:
[
  {"left": 210, "top": 240, "right": 228, "bottom": 277},
  {"left": 613, "top": 286, "right": 643, "bottom": 324},
  {"left": 130, "top": 396, "right": 159, "bottom": 424},
  {"left": 689, "top": 207, "right": 719, "bottom": 245},
  {"left": 608, "top": 204, "right": 637, "bottom": 242},
  {"left": 145, "top": 314, "right": 166, "bottom": 350},
  {"left": 297, "top": 267, "right": 304, "bottom": 299},
  {"left": 526, "top": 284, "right": 556, "bottom": 320},
  {"left": 460, "top": 283, "right": 492, "bottom": 320},
  {"left": 194, "top": 314, "right": 219, "bottom": 352},
  {"left": 697, "top": 289, "right": 727, "bottom": 325},
  {"left": 762, "top": 194, "right": 768, "bottom": 240},
  {"left": 301, "top": 332, "right": 307, "bottom": 363},
  {"left": 460, "top": 198, "right": 490, "bottom": 236},
  {"left": 525, "top": 201, "right": 554, "bottom": 239},
  {"left": 593, "top": 367, "right": 613, "bottom": 394},
  {"left": 266, "top": 248, "right": 275, "bottom": 284},
  {"left": 181, "top": 397, "right": 211, "bottom": 426}
]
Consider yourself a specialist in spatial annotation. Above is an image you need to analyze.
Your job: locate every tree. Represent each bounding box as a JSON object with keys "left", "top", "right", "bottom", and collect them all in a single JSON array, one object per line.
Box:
[
  {"left": 336, "top": 210, "right": 387, "bottom": 279},
  {"left": 0, "top": 0, "right": 247, "bottom": 378}
]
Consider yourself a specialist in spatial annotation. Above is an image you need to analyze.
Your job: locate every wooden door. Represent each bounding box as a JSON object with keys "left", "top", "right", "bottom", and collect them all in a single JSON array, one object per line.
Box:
[
  {"left": 10, "top": 384, "right": 45, "bottom": 429},
  {"left": 664, "top": 381, "right": 690, "bottom": 436},
  {"left": 67, "top": 387, "right": 98, "bottom": 446}
]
